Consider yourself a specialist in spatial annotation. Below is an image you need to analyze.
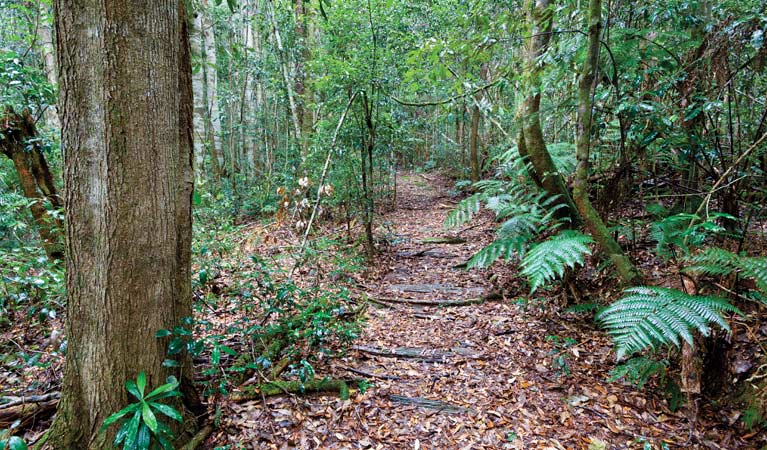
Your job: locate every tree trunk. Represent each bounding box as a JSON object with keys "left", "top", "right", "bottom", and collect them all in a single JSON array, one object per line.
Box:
[
  {"left": 0, "top": 108, "right": 63, "bottom": 259},
  {"left": 469, "top": 102, "right": 481, "bottom": 183},
  {"left": 517, "top": 0, "right": 580, "bottom": 223},
  {"left": 573, "top": 0, "right": 642, "bottom": 285},
  {"left": 267, "top": 0, "right": 303, "bottom": 155},
  {"left": 48, "top": 0, "right": 199, "bottom": 447},
  {"left": 200, "top": 0, "right": 224, "bottom": 177},
  {"left": 35, "top": 3, "right": 60, "bottom": 130}
]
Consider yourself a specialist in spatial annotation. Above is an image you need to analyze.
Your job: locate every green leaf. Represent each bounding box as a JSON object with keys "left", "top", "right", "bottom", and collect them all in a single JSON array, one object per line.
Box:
[
  {"left": 101, "top": 403, "right": 140, "bottom": 431},
  {"left": 141, "top": 403, "right": 159, "bottom": 433},
  {"left": 125, "top": 380, "right": 142, "bottom": 402},
  {"left": 136, "top": 371, "right": 146, "bottom": 397},
  {"left": 145, "top": 377, "right": 179, "bottom": 400},
  {"left": 149, "top": 402, "right": 183, "bottom": 422},
  {"left": 136, "top": 423, "right": 151, "bottom": 450},
  {"left": 123, "top": 410, "right": 142, "bottom": 450}
]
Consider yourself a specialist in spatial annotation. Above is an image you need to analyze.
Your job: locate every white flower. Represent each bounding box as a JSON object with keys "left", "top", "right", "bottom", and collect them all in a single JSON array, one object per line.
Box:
[{"left": 298, "top": 177, "right": 310, "bottom": 188}]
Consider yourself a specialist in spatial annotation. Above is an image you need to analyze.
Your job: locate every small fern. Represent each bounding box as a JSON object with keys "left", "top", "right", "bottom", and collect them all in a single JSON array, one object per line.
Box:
[
  {"left": 684, "top": 248, "right": 767, "bottom": 294},
  {"left": 444, "top": 193, "right": 481, "bottom": 228},
  {"left": 520, "top": 230, "right": 593, "bottom": 293},
  {"left": 597, "top": 286, "right": 741, "bottom": 360},
  {"left": 608, "top": 356, "right": 668, "bottom": 389}
]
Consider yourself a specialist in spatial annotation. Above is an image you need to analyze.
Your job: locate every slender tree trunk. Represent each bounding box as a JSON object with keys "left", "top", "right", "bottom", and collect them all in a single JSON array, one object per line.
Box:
[
  {"left": 35, "top": 3, "right": 60, "bottom": 130},
  {"left": 469, "top": 103, "right": 481, "bottom": 182},
  {"left": 517, "top": 0, "right": 580, "bottom": 223},
  {"left": 200, "top": 0, "right": 224, "bottom": 177},
  {"left": 573, "top": 0, "right": 642, "bottom": 285},
  {"left": 48, "top": 1, "right": 199, "bottom": 447},
  {"left": 361, "top": 92, "right": 376, "bottom": 257},
  {"left": 267, "top": 0, "right": 303, "bottom": 154},
  {"left": 0, "top": 108, "right": 63, "bottom": 259}
]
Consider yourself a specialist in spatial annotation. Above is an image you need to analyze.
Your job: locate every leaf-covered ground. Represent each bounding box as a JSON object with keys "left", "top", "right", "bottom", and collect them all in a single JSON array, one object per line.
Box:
[{"left": 205, "top": 173, "right": 764, "bottom": 449}]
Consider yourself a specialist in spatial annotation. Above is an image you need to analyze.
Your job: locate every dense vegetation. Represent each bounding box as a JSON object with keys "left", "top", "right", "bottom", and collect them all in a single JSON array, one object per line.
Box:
[{"left": 1, "top": 0, "right": 766, "bottom": 448}]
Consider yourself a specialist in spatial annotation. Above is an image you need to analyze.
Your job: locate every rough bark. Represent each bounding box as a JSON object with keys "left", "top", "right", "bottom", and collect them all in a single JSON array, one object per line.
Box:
[
  {"left": 573, "top": 0, "right": 642, "bottom": 285},
  {"left": 517, "top": 0, "right": 580, "bottom": 223},
  {"left": 48, "top": 0, "right": 198, "bottom": 448},
  {"left": 0, "top": 108, "right": 63, "bottom": 259}
]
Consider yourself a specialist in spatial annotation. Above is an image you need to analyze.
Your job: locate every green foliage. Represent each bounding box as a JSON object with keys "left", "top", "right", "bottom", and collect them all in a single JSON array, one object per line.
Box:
[
  {"left": 444, "top": 193, "right": 481, "bottom": 228},
  {"left": 0, "top": 429, "right": 27, "bottom": 450},
  {"left": 608, "top": 356, "right": 668, "bottom": 389},
  {"left": 100, "top": 372, "right": 183, "bottom": 450},
  {"left": 649, "top": 213, "right": 729, "bottom": 260},
  {"left": 684, "top": 248, "right": 767, "bottom": 295},
  {"left": 520, "top": 231, "right": 593, "bottom": 293},
  {"left": 597, "top": 286, "right": 741, "bottom": 360}
]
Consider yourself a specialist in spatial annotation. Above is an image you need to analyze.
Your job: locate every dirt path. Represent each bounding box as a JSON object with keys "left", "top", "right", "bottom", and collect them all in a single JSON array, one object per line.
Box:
[{"left": 214, "top": 173, "right": 752, "bottom": 449}]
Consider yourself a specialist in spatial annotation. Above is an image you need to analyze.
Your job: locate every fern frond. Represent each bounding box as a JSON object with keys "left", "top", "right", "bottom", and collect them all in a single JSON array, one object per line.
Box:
[
  {"left": 597, "top": 286, "right": 741, "bottom": 360},
  {"left": 520, "top": 231, "right": 593, "bottom": 293},
  {"left": 684, "top": 248, "right": 767, "bottom": 293},
  {"left": 444, "top": 194, "right": 481, "bottom": 228},
  {"left": 466, "top": 235, "right": 529, "bottom": 269}
]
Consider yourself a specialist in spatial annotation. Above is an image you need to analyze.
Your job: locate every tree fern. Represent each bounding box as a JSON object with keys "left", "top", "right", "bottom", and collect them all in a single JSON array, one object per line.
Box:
[
  {"left": 684, "top": 248, "right": 767, "bottom": 293},
  {"left": 466, "top": 236, "right": 529, "bottom": 269},
  {"left": 597, "top": 286, "right": 741, "bottom": 360},
  {"left": 520, "top": 231, "right": 593, "bottom": 293}
]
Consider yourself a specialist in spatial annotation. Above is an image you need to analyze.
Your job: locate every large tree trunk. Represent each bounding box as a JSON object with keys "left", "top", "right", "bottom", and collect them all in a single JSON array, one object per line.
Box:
[
  {"left": 48, "top": 1, "right": 198, "bottom": 448},
  {"left": 573, "top": 0, "right": 642, "bottom": 285},
  {"left": 0, "top": 108, "right": 63, "bottom": 259},
  {"left": 517, "top": 0, "right": 580, "bottom": 223}
]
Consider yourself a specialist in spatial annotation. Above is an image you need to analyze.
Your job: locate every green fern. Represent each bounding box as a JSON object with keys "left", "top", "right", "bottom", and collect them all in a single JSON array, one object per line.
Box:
[
  {"left": 520, "top": 231, "right": 593, "bottom": 293},
  {"left": 444, "top": 193, "right": 481, "bottom": 228},
  {"left": 466, "top": 236, "right": 529, "bottom": 269},
  {"left": 608, "top": 356, "right": 668, "bottom": 389},
  {"left": 684, "top": 248, "right": 767, "bottom": 293},
  {"left": 597, "top": 286, "right": 741, "bottom": 360}
]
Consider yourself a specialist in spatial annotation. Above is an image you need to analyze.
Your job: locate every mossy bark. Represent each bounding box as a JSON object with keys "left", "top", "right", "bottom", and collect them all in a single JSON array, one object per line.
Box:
[
  {"left": 517, "top": 0, "right": 581, "bottom": 224},
  {"left": 573, "top": 0, "right": 642, "bottom": 285}
]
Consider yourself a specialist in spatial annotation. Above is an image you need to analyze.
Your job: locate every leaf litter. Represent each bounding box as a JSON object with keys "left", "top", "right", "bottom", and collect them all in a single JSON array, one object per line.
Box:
[{"left": 205, "top": 173, "right": 764, "bottom": 449}]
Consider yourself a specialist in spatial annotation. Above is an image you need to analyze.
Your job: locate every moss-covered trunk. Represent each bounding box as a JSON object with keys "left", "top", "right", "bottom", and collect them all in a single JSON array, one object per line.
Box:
[
  {"left": 0, "top": 108, "right": 63, "bottom": 259},
  {"left": 517, "top": 0, "right": 580, "bottom": 224},
  {"left": 573, "top": 0, "right": 642, "bottom": 285}
]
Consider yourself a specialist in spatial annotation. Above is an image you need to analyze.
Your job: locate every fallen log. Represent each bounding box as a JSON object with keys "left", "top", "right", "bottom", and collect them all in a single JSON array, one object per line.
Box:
[
  {"left": 231, "top": 378, "right": 351, "bottom": 402},
  {"left": 342, "top": 366, "right": 401, "bottom": 380},
  {"left": 388, "top": 395, "right": 473, "bottom": 414},
  {"left": 180, "top": 424, "right": 215, "bottom": 450},
  {"left": 0, "top": 392, "right": 60, "bottom": 410},
  {"left": 0, "top": 400, "right": 57, "bottom": 430},
  {"left": 352, "top": 345, "right": 481, "bottom": 362},
  {"left": 371, "top": 297, "right": 485, "bottom": 307},
  {"left": 421, "top": 236, "right": 466, "bottom": 244}
]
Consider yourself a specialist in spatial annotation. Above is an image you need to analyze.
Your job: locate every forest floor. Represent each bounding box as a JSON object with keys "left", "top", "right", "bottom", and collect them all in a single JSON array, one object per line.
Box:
[{"left": 205, "top": 172, "right": 762, "bottom": 450}]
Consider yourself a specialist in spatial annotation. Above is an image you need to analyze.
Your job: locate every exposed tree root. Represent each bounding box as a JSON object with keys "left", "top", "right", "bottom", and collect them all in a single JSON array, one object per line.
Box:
[
  {"left": 369, "top": 290, "right": 501, "bottom": 307},
  {"left": 231, "top": 379, "right": 351, "bottom": 402},
  {"left": 180, "top": 424, "right": 215, "bottom": 450}
]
